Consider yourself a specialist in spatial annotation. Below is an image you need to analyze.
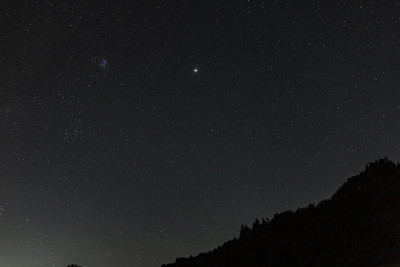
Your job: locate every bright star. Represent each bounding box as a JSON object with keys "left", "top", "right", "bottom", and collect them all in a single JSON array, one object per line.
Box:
[{"left": 193, "top": 68, "right": 198, "bottom": 73}]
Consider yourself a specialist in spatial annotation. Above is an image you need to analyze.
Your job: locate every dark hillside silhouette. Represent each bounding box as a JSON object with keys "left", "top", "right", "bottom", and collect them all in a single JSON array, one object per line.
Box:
[{"left": 162, "top": 158, "right": 400, "bottom": 267}]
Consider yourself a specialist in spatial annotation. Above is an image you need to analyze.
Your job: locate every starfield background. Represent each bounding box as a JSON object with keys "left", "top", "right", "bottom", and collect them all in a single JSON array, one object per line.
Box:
[{"left": 1, "top": 1, "right": 400, "bottom": 266}]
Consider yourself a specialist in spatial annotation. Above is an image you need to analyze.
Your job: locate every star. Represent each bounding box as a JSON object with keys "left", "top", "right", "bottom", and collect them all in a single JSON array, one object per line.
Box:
[{"left": 193, "top": 68, "right": 198, "bottom": 73}]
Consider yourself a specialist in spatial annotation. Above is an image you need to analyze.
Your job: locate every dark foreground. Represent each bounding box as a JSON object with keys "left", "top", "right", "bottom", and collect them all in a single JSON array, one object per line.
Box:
[{"left": 163, "top": 158, "right": 400, "bottom": 267}]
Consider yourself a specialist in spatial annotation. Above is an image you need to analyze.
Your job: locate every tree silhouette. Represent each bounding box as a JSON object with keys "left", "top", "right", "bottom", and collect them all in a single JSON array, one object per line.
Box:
[
  {"left": 239, "top": 224, "right": 250, "bottom": 238},
  {"left": 162, "top": 158, "right": 400, "bottom": 267},
  {"left": 252, "top": 218, "right": 260, "bottom": 228}
]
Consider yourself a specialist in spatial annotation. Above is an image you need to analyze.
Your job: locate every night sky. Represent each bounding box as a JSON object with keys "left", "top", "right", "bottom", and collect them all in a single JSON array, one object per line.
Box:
[{"left": 1, "top": 1, "right": 400, "bottom": 266}]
